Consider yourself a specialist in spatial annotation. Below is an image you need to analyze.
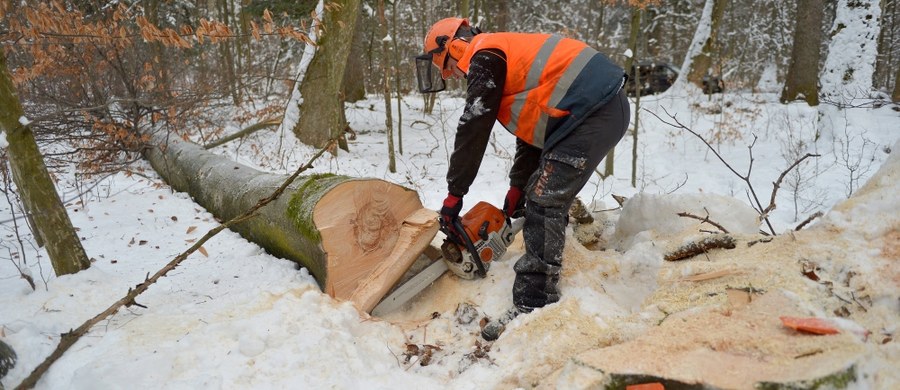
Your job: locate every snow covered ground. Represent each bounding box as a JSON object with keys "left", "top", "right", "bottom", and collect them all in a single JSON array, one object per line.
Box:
[{"left": 1, "top": 89, "right": 898, "bottom": 389}]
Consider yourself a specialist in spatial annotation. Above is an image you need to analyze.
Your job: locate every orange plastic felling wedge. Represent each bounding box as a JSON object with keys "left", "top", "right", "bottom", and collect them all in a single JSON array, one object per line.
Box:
[
  {"left": 626, "top": 383, "right": 664, "bottom": 390},
  {"left": 779, "top": 316, "right": 840, "bottom": 335}
]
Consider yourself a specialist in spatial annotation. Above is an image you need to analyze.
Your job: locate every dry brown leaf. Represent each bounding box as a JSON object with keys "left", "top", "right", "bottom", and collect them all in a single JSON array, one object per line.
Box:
[
  {"left": 198, "top": 246, "right": 208, "bottom": 257},
  {"left": 186, "top": 226, "right": 197, "bottom": 234}
]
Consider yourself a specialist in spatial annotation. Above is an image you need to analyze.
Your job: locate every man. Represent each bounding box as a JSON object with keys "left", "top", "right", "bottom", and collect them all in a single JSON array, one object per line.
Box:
[{"left": 416, "top": 18, "right": 630, "bottom": 341}]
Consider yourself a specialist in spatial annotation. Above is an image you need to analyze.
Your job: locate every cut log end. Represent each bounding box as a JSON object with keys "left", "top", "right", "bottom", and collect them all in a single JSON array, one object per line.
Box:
[{"left": 313, "top": 180, "right": 438, "bottom": 308}]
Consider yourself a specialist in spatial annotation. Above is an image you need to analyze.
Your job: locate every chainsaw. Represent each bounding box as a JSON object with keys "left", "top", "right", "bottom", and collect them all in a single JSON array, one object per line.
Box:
[{"left": 371, "top": 201, "right": 524, "bottom": 316}]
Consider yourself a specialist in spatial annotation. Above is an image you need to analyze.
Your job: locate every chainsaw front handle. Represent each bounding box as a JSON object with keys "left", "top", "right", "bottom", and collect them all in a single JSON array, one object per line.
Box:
[{"left": 452, "top": 218, "right": 488, "bottom": 278}]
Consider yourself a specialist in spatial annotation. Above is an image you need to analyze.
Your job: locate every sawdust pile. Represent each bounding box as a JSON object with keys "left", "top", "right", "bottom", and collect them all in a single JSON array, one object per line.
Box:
[{"left": 378, "top": 146, "right": 899, "bottom": 389}]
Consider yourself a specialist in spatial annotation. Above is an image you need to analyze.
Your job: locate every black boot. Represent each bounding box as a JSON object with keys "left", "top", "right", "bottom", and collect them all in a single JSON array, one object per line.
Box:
[{"left": 481, "top": 307, "right": 526, "bottom": 341}]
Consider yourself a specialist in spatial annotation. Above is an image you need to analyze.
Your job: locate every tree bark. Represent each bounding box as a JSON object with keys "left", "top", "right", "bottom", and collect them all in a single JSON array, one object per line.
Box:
[
  {"left": 687, "top": 0, "right": 727, "bottom": 88},
  {"left": 894, "top": 63, "right": 900, "bottom": 101},
  {"left": 781, "top": 0, "right": 825, "bottom": 105},
  {"left": 0, "top": 51, "right": 90, "bottom": 276},
  {"left": 143, "top": 130, "right": 437, "bottom": 307},
  {"left": 378, "top": 0, "right": 397, "bottom": 173},
  {"left": 293, "top": 0, "right": 361, "bottom": 148},
  {"left": 626, "top": 8, "right": 642, "bottom": 187},
  {"left": 341, "top": 5, "right": 368, "bottom": 103}
]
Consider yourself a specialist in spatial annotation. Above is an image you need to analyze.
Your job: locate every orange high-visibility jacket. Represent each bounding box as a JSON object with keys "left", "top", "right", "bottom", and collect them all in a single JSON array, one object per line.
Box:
[{"left": 457, "top": 33, "right": 625, "bottom": 150}]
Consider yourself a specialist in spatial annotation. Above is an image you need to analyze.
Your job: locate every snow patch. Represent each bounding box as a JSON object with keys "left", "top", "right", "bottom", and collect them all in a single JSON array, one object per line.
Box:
[{"left": 611, "top": 192, "right": 760, "bottom": 251}]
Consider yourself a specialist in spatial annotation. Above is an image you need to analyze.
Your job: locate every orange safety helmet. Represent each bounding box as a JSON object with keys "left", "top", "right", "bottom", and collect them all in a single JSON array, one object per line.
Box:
[{"left": 424, "top": 17, "right": 470, "bottom": 79}]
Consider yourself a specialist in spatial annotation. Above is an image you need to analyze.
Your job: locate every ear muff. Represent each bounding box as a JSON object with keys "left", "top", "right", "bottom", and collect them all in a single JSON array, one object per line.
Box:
[{"left": 447, "top": 39, "right": 468, "bottom": 61}]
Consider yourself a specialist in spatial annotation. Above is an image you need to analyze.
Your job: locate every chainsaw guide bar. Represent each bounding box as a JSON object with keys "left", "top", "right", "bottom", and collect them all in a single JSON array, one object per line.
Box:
[{"left": 371, "top": 202, "right": 524, "bottom": 316}]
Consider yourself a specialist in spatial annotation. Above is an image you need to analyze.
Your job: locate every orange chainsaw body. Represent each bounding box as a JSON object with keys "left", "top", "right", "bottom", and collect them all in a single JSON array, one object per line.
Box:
[{"left": 442, "top": 201, "right": 523, "bottom": 279}]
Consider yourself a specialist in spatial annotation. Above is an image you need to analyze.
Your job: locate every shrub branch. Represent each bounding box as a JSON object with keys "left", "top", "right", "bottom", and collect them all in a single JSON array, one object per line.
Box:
[{"left": 648, "top": 107, "right": 820, "bottom": 236}]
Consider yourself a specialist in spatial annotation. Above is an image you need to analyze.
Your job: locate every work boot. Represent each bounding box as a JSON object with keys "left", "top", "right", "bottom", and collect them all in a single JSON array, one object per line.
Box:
[{"left": 481, "top": 307, "right": 526, "bottom": 341}]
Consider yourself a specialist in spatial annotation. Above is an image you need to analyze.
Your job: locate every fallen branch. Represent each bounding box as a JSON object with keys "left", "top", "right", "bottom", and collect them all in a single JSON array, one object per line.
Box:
[
  {"left": 15, "top": 139, "right": 335, "bottom": 390},
  {"left": 677, "top": 209, "right": 729, "bottom": 234},
  {"left": 664, "top": 234, "right": 736, "bottom": 261},
  {"left": 203, "top": 118, "right": 282, "bottom": 149}
]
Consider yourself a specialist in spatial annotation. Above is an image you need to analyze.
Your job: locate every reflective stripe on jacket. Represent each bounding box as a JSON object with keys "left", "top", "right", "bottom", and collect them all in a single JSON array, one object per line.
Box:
[{"left": 457, "top": 33, "right": 625, "bottom": 150}]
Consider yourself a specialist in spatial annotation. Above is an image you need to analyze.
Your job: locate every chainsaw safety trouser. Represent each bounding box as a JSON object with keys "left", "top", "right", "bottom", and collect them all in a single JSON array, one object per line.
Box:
[{"left": 513, "top": 89, "right": 630, "bottom": 311}]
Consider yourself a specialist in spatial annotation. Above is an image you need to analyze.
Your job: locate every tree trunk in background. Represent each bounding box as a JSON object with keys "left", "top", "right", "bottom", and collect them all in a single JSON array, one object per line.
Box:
[
  {"left": 293, "top": 0, "right": 361, "bottom": 148},
  {"left": 605, "top": 8, "right": 642, "bottom": 180},
  {"left": 687, "top": 0, "right": 727, "bottom": 88},
  {"left": 378, "top": 0, "right": 397, "bottom": 173},
  {"left": 218, "top": 0, "right": 241, "bottom": 105},
  {"left": 820, "top": 0, "right": 882, "bottom": 106},
  {"left": 893, "top": 62, "right": 900, "bottom": 101},
  {"left": 0, "top": 53, "right": 90, "bottom": 276},
  {"left": 459, "top": 0, "right": 469, "bottom": 18},
  {"left": 627, "top": 9, "right": 642, "bottom": 187},
  {"left": 874, "top": 0, "right": 891, "bottom": 88},
  {"left": 391, "top": 0, "right": 403, "bottom": 155},
  {"left": 673, "top": 0, "right": 714, "bottom": 91},
  {"left": 486, "top": 0, "right": 509, "bottom": 31},
  {"left": 143, "top": 130, "right": 437, "bottom": 311},
  {"left": 590, "top": 1, "right": 606, "bottom": 50},
  {"left": 342, "top": 10, "right": 367, "bottom": 103},
  {"left": 781, "top": 0, "right": 825, "bottom": 105}
]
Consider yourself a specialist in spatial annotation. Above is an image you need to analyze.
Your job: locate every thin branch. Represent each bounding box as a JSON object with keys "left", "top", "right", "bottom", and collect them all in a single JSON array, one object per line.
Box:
[
  {"left": 762, "top": 153, "right": 820, "bottom": 216},
  {"left": 649, "top": 107, "right": 745, "bottom": 178},
  {"left": 794, "top": 211, "right": 824, "bottom": 231},
  {"left": 203, "top": 118, "right": 281, "bottom": 149},
  {"left": 647, "top": 108, "right": 778, "bottom": 235},
  {"left": 677, "top": 210, "right": 730, "bottom": 234},
  {"left": 14, "top": 139, "right": 336, "bottom": 390}
]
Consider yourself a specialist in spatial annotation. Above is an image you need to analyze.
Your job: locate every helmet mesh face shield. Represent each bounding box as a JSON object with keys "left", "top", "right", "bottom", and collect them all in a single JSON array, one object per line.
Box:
[{"left": 415, "top": 53, "right": 446, "bottom": 93}]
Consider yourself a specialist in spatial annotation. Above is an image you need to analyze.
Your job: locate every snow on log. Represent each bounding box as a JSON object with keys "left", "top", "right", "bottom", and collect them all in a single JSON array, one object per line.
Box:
[{"left": 143, "top": 131, "right": 438, "bottom": 311}]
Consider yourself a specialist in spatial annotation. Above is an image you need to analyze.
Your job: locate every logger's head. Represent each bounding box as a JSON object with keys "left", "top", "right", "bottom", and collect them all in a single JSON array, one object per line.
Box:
[{"left": 415, "top": 17, "right": 479, "bottom": 93}]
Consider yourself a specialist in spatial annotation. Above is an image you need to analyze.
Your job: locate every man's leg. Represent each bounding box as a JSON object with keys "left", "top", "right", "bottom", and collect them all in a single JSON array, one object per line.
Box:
[{"left": 513, "top": 90, "right": 630, "bottom": 310}]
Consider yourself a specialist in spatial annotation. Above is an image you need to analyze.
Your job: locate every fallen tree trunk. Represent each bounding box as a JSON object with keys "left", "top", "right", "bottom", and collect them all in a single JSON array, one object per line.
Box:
[{"left": 143, "top": 131, "right": 437, "bottom": 310}]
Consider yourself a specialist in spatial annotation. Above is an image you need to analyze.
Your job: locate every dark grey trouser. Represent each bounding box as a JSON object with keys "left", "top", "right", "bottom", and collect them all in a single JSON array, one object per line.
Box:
[{"left": 513, "top": 90, "right": 630, "bottom": 310}]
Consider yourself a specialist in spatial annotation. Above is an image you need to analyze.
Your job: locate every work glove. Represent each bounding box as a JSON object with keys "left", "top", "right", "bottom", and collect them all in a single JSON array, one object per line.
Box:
[
  {"left": 503, "top": 186, "right": 526, "bottom": 219},
  {"left": 440, "top": 193, "right": 464, "bottom": 242}
]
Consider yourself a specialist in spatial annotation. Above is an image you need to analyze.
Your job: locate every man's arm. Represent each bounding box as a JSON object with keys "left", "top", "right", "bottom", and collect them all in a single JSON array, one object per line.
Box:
[{"left": 446, "top": 50, "right": 507, "bottom": 196}]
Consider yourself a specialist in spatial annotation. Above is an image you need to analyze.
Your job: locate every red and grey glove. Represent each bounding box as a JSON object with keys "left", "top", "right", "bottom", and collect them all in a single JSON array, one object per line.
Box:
[
  {"left": 439, "top": 193, "right": 463, "bottom": 240},
  {"left": 503, "top": 186, "right": 526, "bottom": 219}
]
